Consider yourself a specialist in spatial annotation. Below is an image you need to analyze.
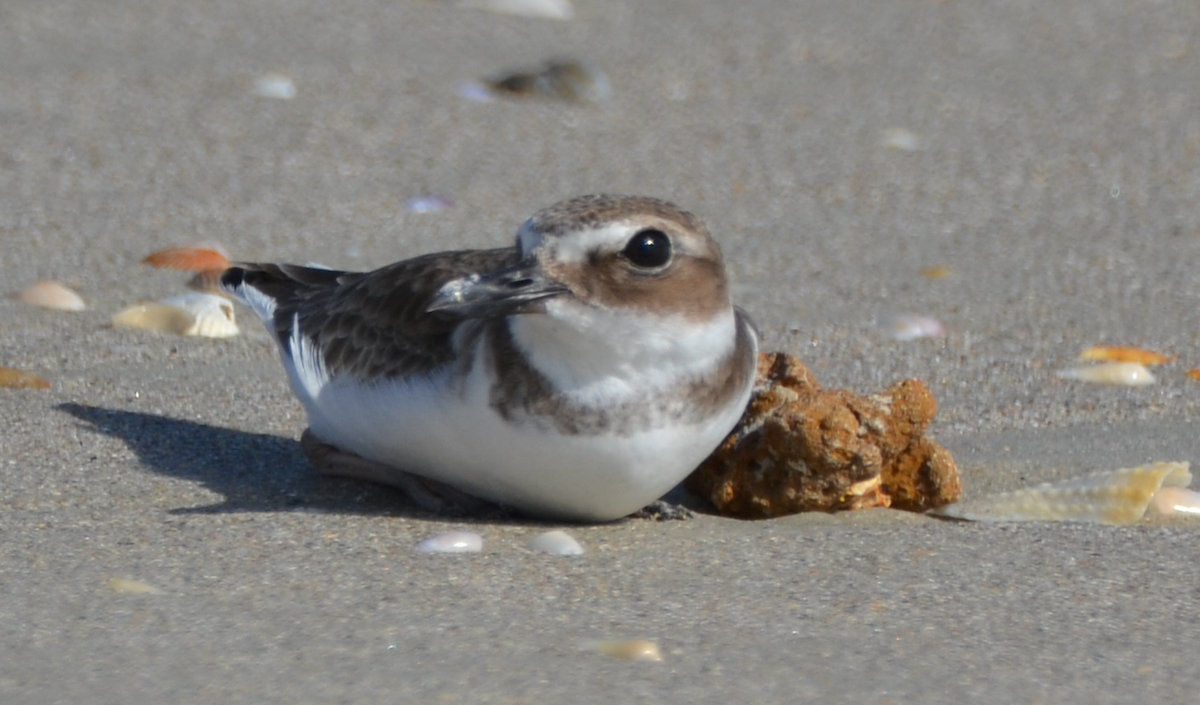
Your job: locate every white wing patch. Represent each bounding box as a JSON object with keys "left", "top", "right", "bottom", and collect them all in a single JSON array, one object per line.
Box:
[
  {"left": 224, "top": 277, "right": 279, "bottom": 326},
  {"left": 287, "top": 314, "right": 330, "bottom": 401}
]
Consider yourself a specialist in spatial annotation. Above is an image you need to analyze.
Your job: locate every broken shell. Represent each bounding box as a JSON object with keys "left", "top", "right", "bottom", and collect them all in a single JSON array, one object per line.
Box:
[
  {"left": 459, "top": 0, "right": 574, "bottom": 20},
  {"left": 107, "top": 578, "right": 164, "bottom": 594},
  {"left": 931, "top": 461, "right": 1191, "bottom": 525},
  {"left": 879, "top": 313, "right": 946, "bottom": 341},
  {"left": 1078, "top": 346, "right": 1172, "bottom": 366},
  {"left": 142, "top": 245, "right": 231, "bottom": 272},
  {"left": 0, "top": 367, "right": 51, "bottom": 389},
  {"left": 13, "top": 279, "right": 86, "bottom": 311},
  {"left": 589, "top": 639, "right": 663, "bottom": 662},
  {"left": 526, "top": 529, "right": 584, "bottom": 555},
  {"left": 1147, "top": 486, "right": 1200, "bottom": 517},
  {"left": 415, "top": 530, "right": 483, "bottom": 553},
  {"left": 1057, "top": 362, "right": 1155, "bottom": 386},
  {"left": 112, "top": 293, "right": 239, "bottom": 338},
  {"left": 484, "top": 59, "right": 610, "bottom": 104}
]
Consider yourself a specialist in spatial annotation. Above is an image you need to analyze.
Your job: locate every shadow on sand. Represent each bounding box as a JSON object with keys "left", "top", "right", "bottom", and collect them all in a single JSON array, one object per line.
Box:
[{"left": 56, "top": 402, "right": 419, "bottom": 516}]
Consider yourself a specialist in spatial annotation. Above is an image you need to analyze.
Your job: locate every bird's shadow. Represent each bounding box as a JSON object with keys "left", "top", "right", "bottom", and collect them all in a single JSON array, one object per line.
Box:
[{"left": 56, "top": 402, "right": 425, "bottom": 516}]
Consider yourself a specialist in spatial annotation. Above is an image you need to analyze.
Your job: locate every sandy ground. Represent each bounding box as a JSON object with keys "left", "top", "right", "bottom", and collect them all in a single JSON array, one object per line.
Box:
[{"left": 3, "top": 1, "right": 1200, "bottom": 702}]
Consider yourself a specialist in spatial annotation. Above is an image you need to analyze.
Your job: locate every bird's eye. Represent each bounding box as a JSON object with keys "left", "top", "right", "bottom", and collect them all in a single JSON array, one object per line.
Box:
[{"left": 621, "top": 229, "right": 672, "bottom": 269}]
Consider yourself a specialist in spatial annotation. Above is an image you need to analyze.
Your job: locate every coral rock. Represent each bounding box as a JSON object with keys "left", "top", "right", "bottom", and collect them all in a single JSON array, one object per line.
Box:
[{"left": 686, "top": 352, "right": 961, "bottom": 518}]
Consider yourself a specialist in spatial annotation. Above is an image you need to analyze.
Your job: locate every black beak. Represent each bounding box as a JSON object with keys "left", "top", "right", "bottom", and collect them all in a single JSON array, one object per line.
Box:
[{"left": 426, "top": 258, "right": 569, "bottom": 319}]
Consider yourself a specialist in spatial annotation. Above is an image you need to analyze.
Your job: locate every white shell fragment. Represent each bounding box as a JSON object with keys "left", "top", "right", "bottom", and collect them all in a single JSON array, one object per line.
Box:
[
  {"left": 1057, "top": 362, "right": 1155, "bottom": 386},
  {"left": 415, "top": 530, "right": 483, "bottom": 553},
  {"left": 253, "top": 72, "right": 296, "bottom": 100},
  {"left": 589, "top": 639, "right": 663, "bottom": 662},
  {"left": 14, "top": 279, "right": 86, "bottom": 311},
  {"left": 931, "top": 461, "right": 1192, "bottom": 526},
  {"left": 880, "top": 128, "right": 922, "bottom": 152},
  {"left": 112, "top": 293, "right": 239, "bottom": 338},
  {"left": 1147, "top": 486, "right": 1200, "bottom": 517},
  {"left": 526, "top": 529, "right": 584, "bottom": 555},
  {"left": 459, "top": 0, "right": 574, "bottom": 20},
  {"left": 879, "top": 313, "right": 945, "bottom": 341},
  {"left": 107, "top": 578, "right": 164, "bottom": 595}
]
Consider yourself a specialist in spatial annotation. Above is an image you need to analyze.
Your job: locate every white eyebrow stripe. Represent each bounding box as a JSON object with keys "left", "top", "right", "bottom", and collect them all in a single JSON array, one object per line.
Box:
[{"left": 547, "top": 222, "right": 635, "bottom": 264}]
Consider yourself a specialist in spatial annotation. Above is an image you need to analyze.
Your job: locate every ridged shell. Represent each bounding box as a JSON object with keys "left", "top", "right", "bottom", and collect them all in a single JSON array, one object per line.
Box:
[
  {"left": 112, "top": 293, "right": 239, "bottom": 338},
  {"left": 931, "top": 461, "right": 1191, "bottom": 525}
]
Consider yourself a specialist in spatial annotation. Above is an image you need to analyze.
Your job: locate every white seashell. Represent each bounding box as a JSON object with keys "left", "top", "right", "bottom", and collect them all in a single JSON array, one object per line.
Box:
[
  {"left": 415, "top": 530, "right": 483, "bottom": 553},
  {"left": 1057, "top": 362, "right": 1155, "bottom": 386},
  {"left": 253, "top": 73, "right": 296, "bottom": 99},
  {"left": 1147, "top": 486, "right": 1200, "bottom": 517},
  {"left": 931, "top": 461, "right": 1191, "bottom": 525},
  {"left": 526, "top": 529, "right": 584, "bottom": 555},
  {"left": 459, "top": 0, "right": 574, "bottom": 20},
  {"left": 881, "top": 128, "right": 922, "bottom": 151},
  {"left": 14, "top": 279, "right": 86, "bottom": 311},
  {"left": 404, "top": 195, "right": 456, "bottom": 214},
  {"left": 113, "top": 293, "right": 239, "bottom": 338},
  {"left": 107, "top": 578, "right": 164, "bottom": 594},
  {"left": 587, "top": 639, "right": 663, "bottom": 662},
  {"left": 879, "top": 313, "right": 945, "bottom": 341}
]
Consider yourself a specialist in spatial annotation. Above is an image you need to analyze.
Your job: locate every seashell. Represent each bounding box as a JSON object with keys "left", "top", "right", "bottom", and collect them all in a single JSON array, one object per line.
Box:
[
  {"left": 113, "top": 293, "right": 239, "bottom": 338},
  {"left": 253, "top": 72, "right": 296, "bottom": 100},
  {"left": 919, "top": 265, "right": 951, "bottom": 280},
  {"left": 415, "top": 530, "right": 483, "bottom": 553},
  {"left": 1187, "top": 369, "right": 1200, "bottom": 382},
  {"left": 589, "top": 639, "right": 663, "bottom": 662},
  {"left": 484, "top": 59, "right": 610, "bottom": 104},
  {"left": 1147, "top": 486, "right": 1200, "bottom": 517},
  {"left": 878, "top": 313, "right": 946, "bottom": 341},
  {"left": 142, "top": 245, "right": 231, "bottom": 272},
  {"left": 13, "top": 279, "right": 86, "bottom": 311},
  {"left": 0, "top": 367, "right": 51, "bottom": 389},
  {"left": 107, "top": 578, "right": 164, "bottom": 594},
  {"left": 525, "top": 529, "right": 584, "bottom": 555},
  {"left": 1057, "top": 362, "right": 1155, "bottom": 386},
  {"left": 881, "top": 128, "right": 922, "bottom": 151},
  {"left": 1078, "top": 346, "right": 1172, "bottom": 366},
  {"left": 459, "top": 0, "right": 574, "bottom": 20},
  {"left": 404, "top": 195, "right": 456, "bottom": 214},
  {"left": 930, "top": 461, "right": 1191, "bottom": 526}
]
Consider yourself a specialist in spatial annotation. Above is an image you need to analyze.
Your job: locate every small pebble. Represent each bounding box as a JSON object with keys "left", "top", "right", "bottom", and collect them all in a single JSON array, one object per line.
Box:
[
  {"left": 415, "top": 530, "right": 483, "bottom": 553},
  {"left": 404, "top": 195, "right": 456, "bottom": 214},
  {"left": 526, "top": 529, "right": 584, "bottom": 555}
]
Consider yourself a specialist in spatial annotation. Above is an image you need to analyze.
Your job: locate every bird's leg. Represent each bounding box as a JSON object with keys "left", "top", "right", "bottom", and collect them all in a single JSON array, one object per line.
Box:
[{"left": 300, "top": 429, "right": 498, "bottom": 515}]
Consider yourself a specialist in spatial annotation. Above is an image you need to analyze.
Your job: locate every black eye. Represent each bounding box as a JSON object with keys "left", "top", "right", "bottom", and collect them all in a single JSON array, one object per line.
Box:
[{"left": 621, "top": 229, "right": 672, "bottom": 269}]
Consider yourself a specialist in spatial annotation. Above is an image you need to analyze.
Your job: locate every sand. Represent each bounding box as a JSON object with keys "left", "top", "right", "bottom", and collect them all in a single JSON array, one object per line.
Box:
[{"left": 3, "top": 0, "right": 1200, "bottom": 702}]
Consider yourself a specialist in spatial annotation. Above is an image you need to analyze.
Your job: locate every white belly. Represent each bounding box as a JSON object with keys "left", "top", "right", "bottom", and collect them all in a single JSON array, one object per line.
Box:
[{"left": 293, "top": 362, "right": 747, "bottom": 521}]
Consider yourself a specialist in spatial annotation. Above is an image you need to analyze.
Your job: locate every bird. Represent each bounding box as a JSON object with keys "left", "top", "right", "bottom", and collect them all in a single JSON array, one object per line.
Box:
[{"left": 220, "top": 194, "right": 759, "bottom": 521}]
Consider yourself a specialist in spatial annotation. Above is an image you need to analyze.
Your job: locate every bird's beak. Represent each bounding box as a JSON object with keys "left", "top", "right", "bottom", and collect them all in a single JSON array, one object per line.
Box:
[{"left": 426, "top": 258, "right": 569, "bottom": 318}]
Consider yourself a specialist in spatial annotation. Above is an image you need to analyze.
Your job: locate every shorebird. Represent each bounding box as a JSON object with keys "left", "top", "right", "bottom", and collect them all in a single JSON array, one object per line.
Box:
[{"left": 221, "top": 194, "right": 758, "bottom": 521}]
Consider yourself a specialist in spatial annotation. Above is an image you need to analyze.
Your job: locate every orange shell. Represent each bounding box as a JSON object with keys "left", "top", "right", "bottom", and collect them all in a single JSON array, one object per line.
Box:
[
  {"left": 0, "top": 367, "right": 51, "bottom": 389},
  {"left": 1186, "top": 369, "right": 1200, "bottom": 381},
  {"left": 142, "top": 246, "right": 230, "bottom": 272},
  {"left": 1078, "top": 346, "right": 1173, "bottom": 366}
]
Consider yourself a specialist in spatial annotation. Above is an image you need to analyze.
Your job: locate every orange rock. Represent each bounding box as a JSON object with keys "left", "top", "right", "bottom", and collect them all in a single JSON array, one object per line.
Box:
[{"left": 686, "top": 352, "right": 961, "bottom": 518}]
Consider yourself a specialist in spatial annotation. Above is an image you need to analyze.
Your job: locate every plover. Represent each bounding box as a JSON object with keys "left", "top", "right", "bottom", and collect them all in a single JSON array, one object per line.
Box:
[{"left": 221, "top": 194, "right": 759, "bottom": 521}]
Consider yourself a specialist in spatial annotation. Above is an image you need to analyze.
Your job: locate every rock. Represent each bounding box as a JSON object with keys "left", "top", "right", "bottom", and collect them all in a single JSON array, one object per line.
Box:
[{"left": 685, "top": 352, "right": 961, "bottom": 518}]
